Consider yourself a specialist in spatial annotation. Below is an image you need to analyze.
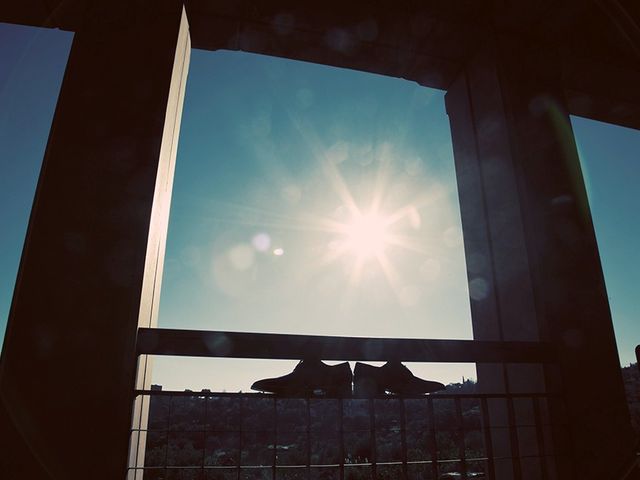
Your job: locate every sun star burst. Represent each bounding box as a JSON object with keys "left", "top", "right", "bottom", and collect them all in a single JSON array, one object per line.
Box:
[{"left": 343, "top": 213, "right": 389, "bottom": 259}]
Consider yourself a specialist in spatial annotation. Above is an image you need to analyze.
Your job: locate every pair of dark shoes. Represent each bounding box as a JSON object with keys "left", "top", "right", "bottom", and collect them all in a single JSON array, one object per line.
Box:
[{"left": 250, "top": 360, "right": 445, "bottom": 397}]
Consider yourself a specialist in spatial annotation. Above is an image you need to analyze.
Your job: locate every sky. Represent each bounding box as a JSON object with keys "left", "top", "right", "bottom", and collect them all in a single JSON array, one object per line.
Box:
[
  {"left": 571, "top": 116, "right": 640, "bottom": 371},
  {"left": 153, "top": 48, "right": 472, "bottom": 390},
  {"left": 0, "top": 22, "right": 638, "bottom": 393}
]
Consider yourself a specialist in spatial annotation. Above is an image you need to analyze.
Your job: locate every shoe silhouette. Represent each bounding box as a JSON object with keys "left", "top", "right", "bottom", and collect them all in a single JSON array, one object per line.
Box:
[
  {"left": 251, "top": 359, "right": 353, "bottom": 397},
  {"left": 353, "top": 361, "right": 445, "bottom": 396}
]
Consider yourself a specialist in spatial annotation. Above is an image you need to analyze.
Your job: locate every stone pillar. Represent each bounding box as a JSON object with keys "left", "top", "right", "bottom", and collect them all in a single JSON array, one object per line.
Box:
[
  {"left": 446, "top": 39, "right": 637, "bottom": 479},
  {"left": 0, "top": 3, "right": 189, "bottom": 478}
]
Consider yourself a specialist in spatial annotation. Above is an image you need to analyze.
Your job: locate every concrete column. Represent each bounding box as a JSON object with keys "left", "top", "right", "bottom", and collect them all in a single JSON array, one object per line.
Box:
[
  {"left": 446, "top": 40, "right": 637, "bottom": 479},
  {"left": 0, "top": 3, "right": 189, "bottom": 478}
]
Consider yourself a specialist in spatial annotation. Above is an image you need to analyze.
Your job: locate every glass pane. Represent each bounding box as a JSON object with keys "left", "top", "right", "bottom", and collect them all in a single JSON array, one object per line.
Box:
[
  {"left": 517, "top": 426, "right": 540, "bottom": 457},
  {"left": 142, "top": 468, "right": 166, "bottom": 480},
  {"left": 243, "top": 398, "right": 276, "bottom": 432},
  {"left": 146, "top": 431, "right": 168, "bottom": 467},
  {"left": 513, "top": 398, "right": 535, "bottom": 426},
  {"left": 171, "top": 397, "right": 206, "bottom": 431},
  {"left": 309, "top": 400, "right": 340, "bottom": 433},
  {"left": 433, "top": 399, "right": 456, "bottom": 431},
  {"left": 464, "top": 429, "right": 485, "bottom": 460},
  {"left": 205, "top": 469, "right": 238, "bottom": 480},
  {"left": 435, "top": 431, "right": 460, "bottom": 461},
  {"left": 343, "top": 465, "right": 372, "bottom": 480},
  {"left": 487, "top": 399, "right": 509, "bottom": 427},
  {"left": 240, "top": 468, "right": 272, "bottom": 480},
  {"left": 466, "top": 460, "right": 488, "bottom": 479},
  {"left": 277, "top": 399, "right": 308, "bottom": 433},
  {"left": 344, "top": 432, "right": 371, "bottom": 465},
  {"left": 376, "top": 465, "right": 403, "bottom": 479},
  {"left": 437, "top": 460, "right": 462, "bottom": 478},
  {"left": 275, "top": 467, "right": 308, "bottom": 480},
  {"left": 276, "top": 432, "right": 308, "bottom": 466},
  {"left": 242, "top": 431, "right": 276, "bottom": 467},
  {"left": 490, "top": 428, "right": 512, "bottom": 459},
  {"left": 343, "top": 400, "right": 370, "bottom": 432},
  {"left": 149, "top": 395, "right": 171, "bottom": 430},
  {"left": 404, "top": 399, "right": 429, "bottom": 432},
  {"left": 207, "top": 397, "right": 241, "bottom": 431},
  {"left": 166, "top": 468, "right": 204, "bottom": 480},
  {"left": 407, "top": 464, "right": 435, "bottom": 480},
  {"left": 375, "top": 428, "right": 402, "bottom": 463},
  {"left": 406, "top": 430, "right": 432, "bottom": 462},
  {"left": 460, "top": 399, "right": 481, "bottom": 430},
  {"left": 310, "top": 467, "right": 339, "bottom": 480},
  {"left": 309, "top": 433, "right": 340, "bottom": 466},
  {"left": 167, "top": 432, "right": 205, "bottom": 466},
  {"left": 374, "top": 399, "right": 401, "bottom": 430},
  {"left": 205, "top": 432, "right": 240, "bottom": 466}
]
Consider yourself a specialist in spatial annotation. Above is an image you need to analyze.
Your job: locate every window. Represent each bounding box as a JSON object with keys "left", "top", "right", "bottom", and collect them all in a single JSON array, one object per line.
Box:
[
  {"left": 0, "top": 23, "right": 73, "bottom": 348},
  {"left": 153, "top": 50, "right": 475, "bottom": 391}
]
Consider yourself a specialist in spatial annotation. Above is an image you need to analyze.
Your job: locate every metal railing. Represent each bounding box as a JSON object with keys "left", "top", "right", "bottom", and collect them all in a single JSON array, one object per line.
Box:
[
  {"left": 129, "top": 328, "right": 567, "bottom": 479},
  {"left": 128, "top": 389, "right": 569, "bottom": 480}
]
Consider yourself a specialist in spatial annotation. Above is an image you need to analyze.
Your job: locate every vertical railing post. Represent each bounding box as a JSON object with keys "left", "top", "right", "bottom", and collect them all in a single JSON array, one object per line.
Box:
[
  {"left": 202, "top": 394, "right": 207, "bottom": 473},
  {"left": 237, "top": 398, "right": 243, "bottom": 480},
  {"left": 306, "top": 398, "right": 311, "bottom": 476},
  {"left": 533, "top": 396, "right": 549, "bottom": 480},
  {"left": 427, "top": 397, "right": 438, "bottom": 479},
  {"left": 339, "top": 399, "right": 345, "bottom": 480},
  {"left": 165, "top": 395, "right": 172, "bottom": 476},
  {"left": 272, "top": 398, "right": 277, "bottom": 480},
  {"left": 480, "top": 397, "right": 496, "bottom": 479},
  {"left": 455, "top": 397, "right": 467, "bottom": 478},
  {"left": 369, "top": 399, "right": 377, "bottom": 477},
  {"left": 506, "top": 396, "right": 522, "bottom": 480},
  {"left": 400, "top": 398, "right": 408, "bottom": 479}
]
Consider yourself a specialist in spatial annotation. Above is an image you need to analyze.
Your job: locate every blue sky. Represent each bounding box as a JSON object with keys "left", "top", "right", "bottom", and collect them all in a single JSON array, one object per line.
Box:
[
  {"left": 0, "top": 22, "right": 638, "bottom": 392},
  {"left": 154, "top": 49, "right": 472, "bottom": 390},
  {"left": 160, "top": 50, "right": 470, "bottom": 339},
  {"left": 571, "top": 116, "right": 640, "bottom": 371}
]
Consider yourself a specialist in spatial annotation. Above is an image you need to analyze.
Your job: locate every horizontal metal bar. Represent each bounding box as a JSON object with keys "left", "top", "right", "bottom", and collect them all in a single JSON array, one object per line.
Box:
[
  {"left": 137, "top": 327, "right": 556, "bottom": 363},
  {"left": 134, "top": 389, "right": 562, "bottom": 400},
  {"left": 126, "top": 456, "right": 557, "bottom": 469}
]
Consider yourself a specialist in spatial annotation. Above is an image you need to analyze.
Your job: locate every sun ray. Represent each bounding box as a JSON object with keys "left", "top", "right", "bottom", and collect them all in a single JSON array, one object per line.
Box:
[
  {"left": 384, "top": 233, "right": 430, "bottom": 255},
  {"left": 375, "top": 250, "right": 403, "bottom": 299},
  {"left": 318, "top": 240, "right": 351, "bottom": 266},
  {"left": 285, "top": 108, "right": 361, "bottom": 217},
  {"left": 220, "top": 107, "right": 442, "bottom": 304},
  {"left": 369, "top": 143, "right": 396, "bottom": 214},
  {"left": 384, "top": 204, "right": 419, "bottom": 227},
  {"left": 321, "top": 160, "right": 361, "bottom": 217}
]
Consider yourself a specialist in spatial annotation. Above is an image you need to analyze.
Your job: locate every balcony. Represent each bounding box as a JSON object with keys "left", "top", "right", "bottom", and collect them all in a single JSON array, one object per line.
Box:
[
  {"left": 130, "top": 389, "right": 568, "bottom": 480},
  {"left": 128, "top": 329, "right": 569, "bottom": 479}
]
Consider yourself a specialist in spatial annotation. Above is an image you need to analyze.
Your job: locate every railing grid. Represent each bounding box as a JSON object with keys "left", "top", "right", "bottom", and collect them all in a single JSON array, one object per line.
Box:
[{"left": 129, "top": 390, "right": 568, "bottom": 480}]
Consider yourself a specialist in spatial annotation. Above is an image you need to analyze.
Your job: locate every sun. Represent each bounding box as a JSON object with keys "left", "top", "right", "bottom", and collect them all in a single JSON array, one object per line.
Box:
[{"left": 343, "top": 213, "right": 389, "bottom": 259}]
